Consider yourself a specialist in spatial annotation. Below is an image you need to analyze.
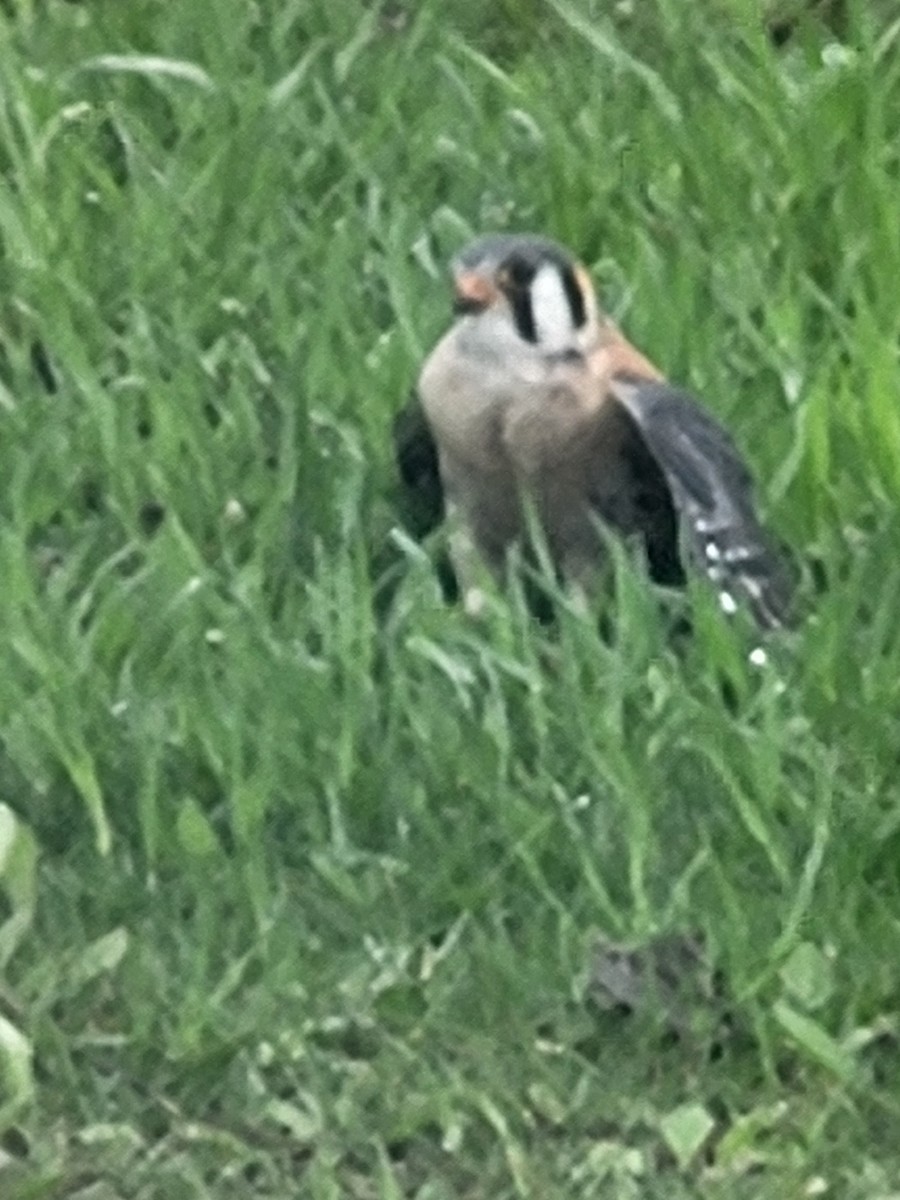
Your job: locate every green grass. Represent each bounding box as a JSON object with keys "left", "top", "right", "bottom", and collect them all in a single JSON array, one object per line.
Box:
[{"left": 1, "top": 0, "right": 900, "bottom": 1195}]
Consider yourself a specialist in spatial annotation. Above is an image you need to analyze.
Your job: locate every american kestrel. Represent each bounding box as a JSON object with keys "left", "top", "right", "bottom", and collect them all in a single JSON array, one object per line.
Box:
[{"left": 394, "top": 233, "right": 794, "bottom": 628}]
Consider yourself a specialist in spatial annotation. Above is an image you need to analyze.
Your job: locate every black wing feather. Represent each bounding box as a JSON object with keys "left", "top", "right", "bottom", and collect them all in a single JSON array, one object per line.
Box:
[
  {"left": 610, "top": 378, "right": 795, "bottom": 629},
  {"left": 392, "top": 391, "right": 445, "bottom": 540}
]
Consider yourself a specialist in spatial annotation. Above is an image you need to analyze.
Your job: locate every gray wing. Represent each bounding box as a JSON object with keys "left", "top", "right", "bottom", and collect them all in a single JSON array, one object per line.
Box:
[{"left": 610, "top": 378, "right": 795, "bottom": 629}]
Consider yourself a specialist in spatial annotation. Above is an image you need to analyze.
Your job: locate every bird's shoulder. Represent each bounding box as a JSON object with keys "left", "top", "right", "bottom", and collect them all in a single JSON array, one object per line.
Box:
[{"left": 586, "top": 321, "right": 665, "bottom": 391}]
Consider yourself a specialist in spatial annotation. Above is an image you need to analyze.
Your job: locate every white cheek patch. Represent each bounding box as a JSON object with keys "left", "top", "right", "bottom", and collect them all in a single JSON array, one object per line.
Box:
[{"left": 529, "top": 263, "right": 576, "bottom": 350}]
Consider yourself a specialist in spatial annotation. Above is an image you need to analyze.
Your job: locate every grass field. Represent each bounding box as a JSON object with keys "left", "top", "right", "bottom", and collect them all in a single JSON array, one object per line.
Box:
[{"left": 1, "top": 0, "right": 900, "bottom": 1195}]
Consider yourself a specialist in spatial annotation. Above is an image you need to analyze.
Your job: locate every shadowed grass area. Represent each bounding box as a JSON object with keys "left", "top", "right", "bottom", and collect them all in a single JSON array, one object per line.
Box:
[{"left": 1, "top": 0, "right": 899, "bottom": 1195}]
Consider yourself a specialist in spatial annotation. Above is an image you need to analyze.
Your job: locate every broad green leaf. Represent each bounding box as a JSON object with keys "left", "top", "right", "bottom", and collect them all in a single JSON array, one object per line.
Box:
[
  {"left": 176, "top": 797, "right": 220, "bottom": 859},
  {"left": 0, "top": 804, "right": 37, "bottom": 917},
  {"left": 68, "top": 929, "right": 130, "bottom": 992},
  {"left": 773, "top": 1001, "right": 856, "bottom": 1082},
  {"left": 0, "top": 1014, "right": 33, "bottom": 1129},
  {"left": 660, "top": 1103, "right": 715, "bottom": 1169},
  {"left": 779, "top": 942, "right": 834, "bottom": 1011}
]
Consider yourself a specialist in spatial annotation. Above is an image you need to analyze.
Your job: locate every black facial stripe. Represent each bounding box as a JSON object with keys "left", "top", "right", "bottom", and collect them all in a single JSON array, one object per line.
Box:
[
  {"left": 507, "top": 257, "right": 536, "bottom": 288},
  {"left": 510, "top": 287, "right": 537, "bottom": 343},
  {"left": 561, "top": 265, "right": 587, "bottom": 328}
]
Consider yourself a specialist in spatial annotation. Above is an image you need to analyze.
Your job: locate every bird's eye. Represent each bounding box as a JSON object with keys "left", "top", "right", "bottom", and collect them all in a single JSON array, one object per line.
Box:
[{"left": 503, "top": 258, "right": 535, "bottom": 290}]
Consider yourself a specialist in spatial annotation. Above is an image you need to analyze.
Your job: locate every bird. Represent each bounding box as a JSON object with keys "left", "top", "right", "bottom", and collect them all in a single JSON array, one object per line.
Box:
[{"left": 393, "top": 233, "right": 794, "bottom": 629}]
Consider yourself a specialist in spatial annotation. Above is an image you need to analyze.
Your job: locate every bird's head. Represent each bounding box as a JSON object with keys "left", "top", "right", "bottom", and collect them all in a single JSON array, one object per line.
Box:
[{"left": 450, "top": 233, "right": 599, "bottom": 356}]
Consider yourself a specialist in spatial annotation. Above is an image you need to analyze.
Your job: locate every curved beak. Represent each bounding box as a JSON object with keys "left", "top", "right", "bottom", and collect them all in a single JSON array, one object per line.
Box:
[{"left": 452, "top": 268, "right": 499, "bottom": 315}]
